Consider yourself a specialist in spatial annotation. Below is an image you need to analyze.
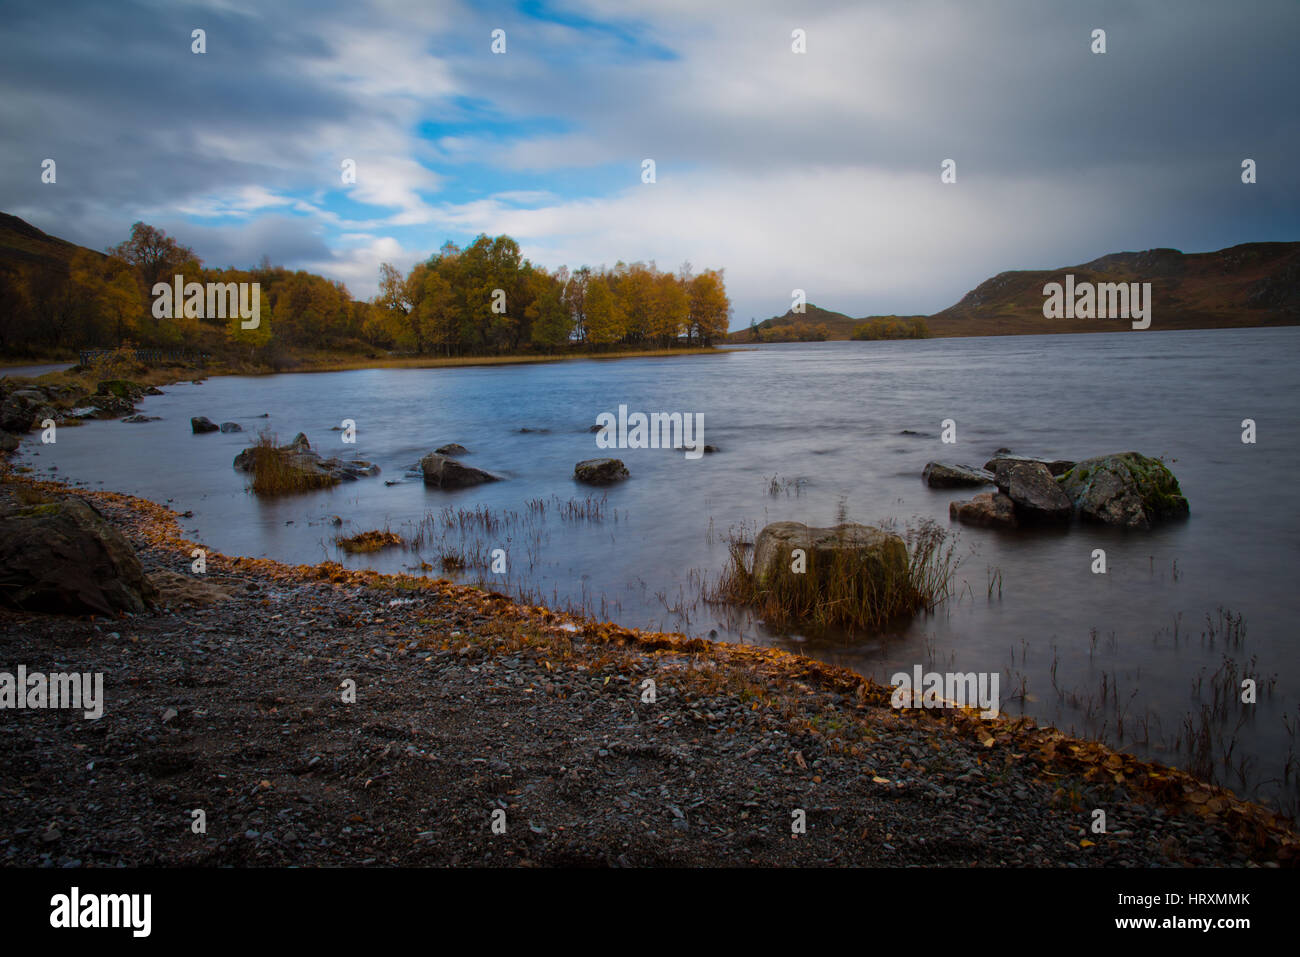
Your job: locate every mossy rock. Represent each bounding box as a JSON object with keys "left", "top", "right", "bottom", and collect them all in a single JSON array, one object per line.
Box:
[
  {"left": 1057, "top": 452, "right": 1188, "bottom": 529},
  {"left": 95, "top": 379, "right": 144, "bottom": 400}
]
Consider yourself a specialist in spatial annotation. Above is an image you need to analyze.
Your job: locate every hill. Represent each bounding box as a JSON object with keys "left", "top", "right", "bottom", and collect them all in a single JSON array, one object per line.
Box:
[
  {"left": 731, "top": 303, "right": 859, "bottom": 342},
  {"left": 0, "top": 212, "right": 101, "bottom": 273},
  {"left": 926, "top": 242, "right": 1300, "bottom": 337}
]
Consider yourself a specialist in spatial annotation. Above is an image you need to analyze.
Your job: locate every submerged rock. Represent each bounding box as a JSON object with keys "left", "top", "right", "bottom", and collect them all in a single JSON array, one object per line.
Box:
[
  {"left": 1058, "top": 452, "right": 1189, "bottom": 529},
  {"left": 574, "top": 458, "right": 629, "bottom": 484},
  {"left": 923, "top": 462, "right": 994, "bottom": 488},
  {"left": 219, "top": 422, "right": 243, "bottom": 433},
  {"left": 949, "top": 492, "right": 1019, "bottom": 529},
  {"left": 435, "top": 443, "right": 468, "bottom": 456},
  {"left": 752, "top": 522, "right": 909, "bottom": 589},
  {"left": 421, "top": 452, "right": 499, "bottom": 489},
  {"left": 0, "top": 497, "right": 158, "bottom": 615}
]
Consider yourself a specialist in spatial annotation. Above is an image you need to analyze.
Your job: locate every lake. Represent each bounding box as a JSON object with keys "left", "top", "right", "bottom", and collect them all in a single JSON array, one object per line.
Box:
[{"left": 19, "top": 328, "right": 1300, "bottom": 815}]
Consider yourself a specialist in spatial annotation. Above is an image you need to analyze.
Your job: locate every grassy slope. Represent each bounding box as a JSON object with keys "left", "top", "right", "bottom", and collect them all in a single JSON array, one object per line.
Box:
[{"left": 926, "top": 242, "right": 1300, "bottom": 337}]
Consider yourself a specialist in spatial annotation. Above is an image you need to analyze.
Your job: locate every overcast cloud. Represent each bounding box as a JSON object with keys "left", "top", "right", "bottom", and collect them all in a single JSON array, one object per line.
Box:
[{"left": 1, "top": 0, "right": 1295, "bottom": 324}]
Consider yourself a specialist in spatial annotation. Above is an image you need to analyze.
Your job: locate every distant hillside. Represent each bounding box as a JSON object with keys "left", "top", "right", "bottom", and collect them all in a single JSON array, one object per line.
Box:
[
  {"left": 926, "top": 242, "right": 1300, "bottom": 337},
  {"left": 730, "top": 303, "right": 859, "bottom": 342},
  {"left": 0, "top": 212, "right": 101, "bottom": 273}
]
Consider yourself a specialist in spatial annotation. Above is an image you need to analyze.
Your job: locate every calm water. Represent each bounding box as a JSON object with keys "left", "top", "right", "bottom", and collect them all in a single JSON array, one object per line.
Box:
[{"left": 18, "top": 329, "right": 1300, "bottom": 813}]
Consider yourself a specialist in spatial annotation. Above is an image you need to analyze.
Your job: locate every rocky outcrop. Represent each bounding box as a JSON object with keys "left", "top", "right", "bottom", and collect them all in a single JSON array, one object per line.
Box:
[
  {"left": 0, "top": 498, "right": 158, "bottom": 615},
  {"left": 420, "top": 452, "right": 499, "bottom": 489},
  {"left": 1, "top": 391, "right": 54, "bottom": 432},
  {"left": 752, "top": 522, "right": 909, "bottom": 588},
  {"left": 574, "top": 458, "right": 629, "bottom": 484},
  {"left": 922, "top": 462, "right": 994, "bottom": 488},
  {"left": 191, "top": 416, "right": 220, "bottom": 434},
  {"left": 998, "top": 461, "right": 1072, "bottom": 523},
  {"left": 1058, "top": 453, "right": 1189, "bottom": 529},
  {"left": 949, "top": 492, "right": 1018, "bottom": 529}
]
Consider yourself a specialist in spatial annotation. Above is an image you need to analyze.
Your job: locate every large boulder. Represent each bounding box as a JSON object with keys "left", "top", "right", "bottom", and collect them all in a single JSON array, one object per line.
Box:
[
  {"left": 191, "top": 416, "right": 220, "bottom": 434},
  {"left": 420, "top": 452, "right": 499, "bottom": 489},
  {"left": 0, "top": 393, "right": 46, "bottom": 432},
  {"left": 0, "top": 498, "right": 158, "bottom": 615},
  {"left": 1058, "top": 452, "right": 1189, "bottom": 529},
  {"left": 949, "top": 492, "right": 1018, "bottom": 529},
  {"left": 752, "top": 522, "right": 909, "bottom": 589},
  {"left": 1000, "top": 461, "right": 1072, "bottom": 523},
  {"left": 922, "top": 462, "right": 994, "bottom": 488},
  {"left": 574, "top": 458, "right": 629, "bottom": 484}
]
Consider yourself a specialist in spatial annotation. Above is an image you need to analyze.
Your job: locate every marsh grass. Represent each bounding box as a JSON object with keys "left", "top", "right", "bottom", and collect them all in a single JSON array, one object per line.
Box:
[
  {"left": 712, "top": 517, "right": 958, "bottom": 632},
  {"left": 336, "top": 529, "right": 403, "bottom": 553},
  {"left": 245, "top": 430, "right": 335, "bottom": 496}
]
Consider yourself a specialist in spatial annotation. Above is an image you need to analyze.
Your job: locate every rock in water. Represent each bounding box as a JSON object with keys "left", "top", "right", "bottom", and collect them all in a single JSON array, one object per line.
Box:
[
  {"left": 420, "top": 452, "right": 499, "bottom": 489},
  {"left": 0, "top": 498, "right": 158, "bottom": 614},
  {"left": 219, "top": 422, "right": 243, "bottom": 433},
  {"left": 1058, "top": 452, "right": 1189, "bottom": 529},
  {"left": 574, "top": 458, "right": 629, "bottom": 484},
  {"left": 752, "top": 522, "right": 909, "bottom": 589},
  {"left": 985, "top": 454, "right": 1075, "bottom": 477},
  {"left": 922, "top": 462, "right": 994, "bottom": 488},
  {"left": 233, "top": 434, "right": 380, "bottom": 491},
  {"left": 1001, "top": 461, "right": 1072, "bottom": 523},
  {"left": 435, "top": 443, "right": 468, "bottom": 455},
  {"left": 191, "top": 416, "right": 220, "bottom": 434},
  {"left": 949, "top": 492, "right": 1019, "bottom": 529}
]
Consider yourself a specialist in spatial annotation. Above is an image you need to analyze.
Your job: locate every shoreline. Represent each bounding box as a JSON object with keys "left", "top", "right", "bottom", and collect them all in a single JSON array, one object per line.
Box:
[{"left": 0, "top": 474, "right": 1295, "bottom": 866}]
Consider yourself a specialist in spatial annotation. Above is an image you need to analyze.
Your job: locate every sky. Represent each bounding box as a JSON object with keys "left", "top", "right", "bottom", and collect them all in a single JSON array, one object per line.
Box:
[{"left": 1, "top": 0, "right": 1296, "bottom": 328}]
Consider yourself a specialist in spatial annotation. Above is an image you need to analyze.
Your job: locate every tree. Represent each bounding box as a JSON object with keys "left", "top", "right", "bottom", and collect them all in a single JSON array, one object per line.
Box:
[
  {"left": 688, "top": 269, "right": 730, "bottom": 345},
  {"left": 649, "top": 271, "right": 689, "bottom": 345},
  {"left": 109, "top": 222, "right": 200, "bottom": 294},
  {"left": 584, "top": 274, "right": 626, "bottom": 345}
]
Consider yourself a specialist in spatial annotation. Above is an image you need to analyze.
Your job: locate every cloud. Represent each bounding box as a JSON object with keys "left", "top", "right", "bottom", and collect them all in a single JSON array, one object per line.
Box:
[{"left": 0, "top": 0, "right": 1295, "bottom": 318}]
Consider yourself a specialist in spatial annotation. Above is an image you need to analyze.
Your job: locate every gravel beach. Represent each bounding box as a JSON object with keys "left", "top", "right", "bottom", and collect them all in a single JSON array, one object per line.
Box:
[{"left": 1, "top": 479, "right": 1296, "bottom": 867}]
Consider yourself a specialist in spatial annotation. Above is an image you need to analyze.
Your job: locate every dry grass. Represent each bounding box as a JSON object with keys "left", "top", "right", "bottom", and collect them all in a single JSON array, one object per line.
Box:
[
  {"left": 713, "top": 517, "right": 958, "bottom": 633},
  {"left": 244, "top": 431, "right": 336, "bottom": 496},
  {"left": 336, "top": 529, "right": 404, "bottom": 553}
]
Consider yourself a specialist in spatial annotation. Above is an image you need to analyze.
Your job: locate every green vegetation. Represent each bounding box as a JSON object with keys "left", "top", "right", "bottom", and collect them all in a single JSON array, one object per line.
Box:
[{"left": 851, "top": 316, "right": 931, "bottom": 340}]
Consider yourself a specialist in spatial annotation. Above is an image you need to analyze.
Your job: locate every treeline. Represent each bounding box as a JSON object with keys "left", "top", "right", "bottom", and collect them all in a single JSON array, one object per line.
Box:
[
  {"left": 851, "top": 316, "right": 931, "bottom": 340},
  {"left": 0, "top": 222, "right": 731, "bottom": 362},
  {"left": 371, "top": 237, "right": 731, "bottom": 355}
]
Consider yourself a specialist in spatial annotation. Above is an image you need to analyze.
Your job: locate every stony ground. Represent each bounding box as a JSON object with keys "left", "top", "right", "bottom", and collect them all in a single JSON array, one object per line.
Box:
[{"left": 0, "top": 484, "right": 1296, "bottom": 868}]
